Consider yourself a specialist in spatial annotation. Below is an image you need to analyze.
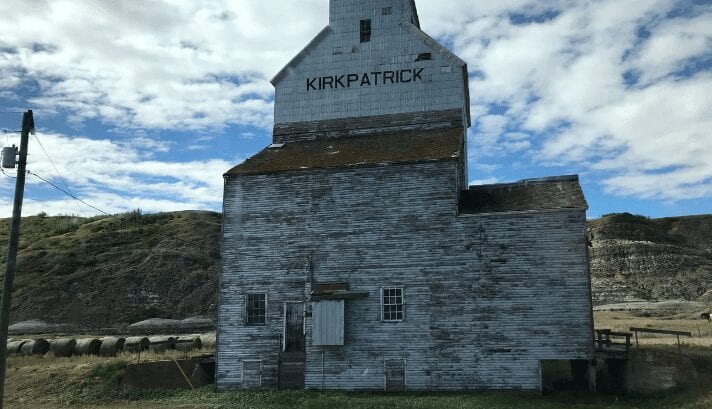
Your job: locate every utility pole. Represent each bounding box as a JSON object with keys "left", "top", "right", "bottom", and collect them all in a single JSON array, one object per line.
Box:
[{"left": 0, "top": 110, "right": 33, "bottom": 409}]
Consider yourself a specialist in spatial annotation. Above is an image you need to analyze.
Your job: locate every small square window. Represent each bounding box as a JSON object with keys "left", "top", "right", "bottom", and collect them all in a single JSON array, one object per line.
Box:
[
  {"left": 246, "top": 293, "right": 266, "bottom": 325},
  {"left": 382, "top": 7, "right": 392, "bottom": 15},
  {"left": 382, "top": 288, "right": 404, "bottom": 321},
  {"left": 360, "top": 19, "right": 371, "bottom": 43}
]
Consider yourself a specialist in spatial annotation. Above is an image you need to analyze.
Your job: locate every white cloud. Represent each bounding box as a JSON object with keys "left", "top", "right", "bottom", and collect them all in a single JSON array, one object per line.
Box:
[
  {"left": 469, "top": 177, "right": 500, "bottom": 186},
  {"left": 0, "top": 0, "right": 328, "bottom": 130},
  {"left": 0, "top": 0, "right": 710, "bottom": 207},
  {"left": 0, "top": 131, "right": 235, "bottom": 217},
  {"left": 440, "top": 0, "right": 711, "bottom": 201}
]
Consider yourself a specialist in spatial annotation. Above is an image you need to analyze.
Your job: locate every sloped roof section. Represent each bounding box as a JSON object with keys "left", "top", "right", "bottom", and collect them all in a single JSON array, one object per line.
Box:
[
  {"left": 271, "top": 26, "right": 331, "bottom": 86},
  {"left": 399, "top": 20, "right": 465, "bottom": 67},
  {"left": 226, "top": 127, "right": 464, "bottom": 177},
  {"left": 459, "top": 175, "right": 588, "bottom": 214},
  {"left": 399, "top": 20, "right": 470, "bottom": 125}
]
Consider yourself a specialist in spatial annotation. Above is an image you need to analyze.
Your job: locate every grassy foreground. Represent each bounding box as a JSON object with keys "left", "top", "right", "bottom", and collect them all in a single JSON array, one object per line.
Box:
[
  {"left": 5, "top": 312, "right": 712, "bottom": 408},
  {"left": 5, "top": 355, "right": 712, "bottom": 409}
]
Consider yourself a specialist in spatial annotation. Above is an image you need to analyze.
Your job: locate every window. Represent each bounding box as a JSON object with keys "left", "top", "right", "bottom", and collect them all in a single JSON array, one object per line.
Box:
[
  {"left": 360, "top": 19, "right": 371, "bottom": 43},
  {"left": 382, "top": 7, "right": 392, "bottom": 15},
  {"left": 382, "top": 288, "right": 404, "bottom": 321},
  {"left": 246, "top": 293, "right": 266, "bottom": 325},
  {"left": 415, "top": 52, "right": 432, "bottom": 61}
]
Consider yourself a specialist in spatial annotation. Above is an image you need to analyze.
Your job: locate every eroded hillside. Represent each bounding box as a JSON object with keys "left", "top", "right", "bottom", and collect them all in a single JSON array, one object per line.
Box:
[
  {"left": 588, "top": 213, "right": 712, "bottom": 304},
  {"left": 0, "top": 211, "right": 220, "bottom": 328}
]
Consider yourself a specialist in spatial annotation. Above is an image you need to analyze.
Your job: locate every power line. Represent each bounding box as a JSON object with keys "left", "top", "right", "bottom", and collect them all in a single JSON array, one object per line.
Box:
[
  {"left": 27, "top": 170, "right": 108, "bottom": 216},
  {"left": 32, "top": 132, "right": 85, "bottom": 216},
  {"left": 0, "top": 167, "right": 16, "bottom": 179},
  {"left": 26, "top": 169, "right": 216, "bottom": 251}
]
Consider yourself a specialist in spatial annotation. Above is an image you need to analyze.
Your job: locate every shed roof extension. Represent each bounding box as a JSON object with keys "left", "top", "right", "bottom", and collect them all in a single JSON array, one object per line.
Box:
[
  {"left": 459, "top": 175, "right": 588, "bottom": 214},
  {"left": 225, "top": 127, "right": 464, "bottom": 177}
]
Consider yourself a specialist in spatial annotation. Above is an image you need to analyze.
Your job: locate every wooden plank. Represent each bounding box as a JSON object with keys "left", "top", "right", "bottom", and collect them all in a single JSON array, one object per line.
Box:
[
  {"left": 310, "top": 291, "right": 369, "bottom": 301},
  {"left": 629, "top": 327, "right": 692, "bottom": 337},
  {"left": 216, "top": 161, "right": 593, "bottom": 391}
]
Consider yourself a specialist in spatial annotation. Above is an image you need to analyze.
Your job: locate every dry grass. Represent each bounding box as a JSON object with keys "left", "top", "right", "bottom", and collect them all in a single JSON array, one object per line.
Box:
[
  {"left": 594, "top": 311, "right": 712, "bottom": 349},
  {"left": 4, "top": 352, "right": 712, "bottom": 409},
  {"left": 4, "top": 348, "right": 214, "bottom": 408},
  {"left": 5, "top": 322, "right": 712, "bottom": 408}
]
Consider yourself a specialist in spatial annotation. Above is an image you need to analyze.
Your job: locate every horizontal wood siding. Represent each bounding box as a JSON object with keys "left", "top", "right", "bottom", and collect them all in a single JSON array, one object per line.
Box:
[{"left": 217, "top": 161, "right": 593, "bottom": 391}]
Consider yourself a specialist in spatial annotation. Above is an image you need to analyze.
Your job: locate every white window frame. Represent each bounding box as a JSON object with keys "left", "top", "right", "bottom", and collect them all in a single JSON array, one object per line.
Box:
[
  {"left": 380, "top": 287, "right": 404, "bottom": 322},
  {"left": 245, "top": 292, "right": 267, "bottom": 325}
]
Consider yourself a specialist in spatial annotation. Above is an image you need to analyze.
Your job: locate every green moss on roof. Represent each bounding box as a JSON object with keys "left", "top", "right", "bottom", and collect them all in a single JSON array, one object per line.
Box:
[
  {"left": 226, "top": 127, "right": 464, "bottom": 177},
  {"left": 459, "top": 175, "right": 588, "bottom": 213}
]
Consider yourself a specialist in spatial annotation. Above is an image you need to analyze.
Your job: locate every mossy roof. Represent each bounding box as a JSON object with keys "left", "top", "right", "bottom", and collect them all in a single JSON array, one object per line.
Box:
[
  {"left": 225, "top": 127, "right": 464, "bottom": 177},
  {"left": 459, "top": 175, "right": 588, "bottom": 213}
]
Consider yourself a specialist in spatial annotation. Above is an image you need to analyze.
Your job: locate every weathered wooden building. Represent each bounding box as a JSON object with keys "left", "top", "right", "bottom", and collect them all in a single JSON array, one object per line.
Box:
[{"left": 217, "top": 0, "right": 593, "bottom": 391}]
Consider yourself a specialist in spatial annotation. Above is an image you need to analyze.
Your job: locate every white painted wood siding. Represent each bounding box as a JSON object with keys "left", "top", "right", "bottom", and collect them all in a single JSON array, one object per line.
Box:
[
  {"left": 312, "top": 301, "right": 345, "bottom": 346},
  {"left": 217, "top": 160, "right": 593, "bottom": 391}
]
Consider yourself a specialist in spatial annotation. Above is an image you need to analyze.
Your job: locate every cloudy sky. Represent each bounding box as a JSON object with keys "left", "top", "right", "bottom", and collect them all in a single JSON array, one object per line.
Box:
[{"left": 0, "top": 0, "right": 710, "bottom": 219}]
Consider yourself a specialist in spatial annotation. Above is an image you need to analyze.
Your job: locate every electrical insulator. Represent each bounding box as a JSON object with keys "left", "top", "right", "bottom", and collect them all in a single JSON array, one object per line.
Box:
[{"left": 2, "top": 145, "right": 18, "bottom": 169}]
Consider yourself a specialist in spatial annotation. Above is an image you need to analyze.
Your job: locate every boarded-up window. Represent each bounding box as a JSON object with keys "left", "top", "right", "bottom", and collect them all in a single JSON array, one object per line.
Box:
[
  {"left": 312, "top": 300, "right": 344, "bottom": 346},
  {"left": 246, "top": 293, "right": 266, "bottom": 325},
  {"left": 381, "top": 288, "right": 404, "bottom": 321},
  {"left": 384, "top": 358, "right": 406, "bottom": 391},
  {"left": 242, "top": 360, "right": 262, "bottom": 388}
]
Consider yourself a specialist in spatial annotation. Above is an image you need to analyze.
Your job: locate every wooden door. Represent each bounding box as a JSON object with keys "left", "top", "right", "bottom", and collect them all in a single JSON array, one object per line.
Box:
[
  {"left": 284, "top": 303, "right": 305, "bottom": 352},
  {"left": 385, "top": 358, "right": 406, "bottom": 392}
]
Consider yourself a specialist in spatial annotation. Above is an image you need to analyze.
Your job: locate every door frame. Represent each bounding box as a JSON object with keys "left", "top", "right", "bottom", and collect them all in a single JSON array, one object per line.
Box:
[{"left": 282, "top": 301, "right": 305, "bottom": 352}]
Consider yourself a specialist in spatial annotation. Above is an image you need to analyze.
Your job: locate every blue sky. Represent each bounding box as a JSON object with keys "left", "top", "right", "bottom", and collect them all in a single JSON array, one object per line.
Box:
[{"left": 0, "top": 0, "right": 710, "bottom": 219}]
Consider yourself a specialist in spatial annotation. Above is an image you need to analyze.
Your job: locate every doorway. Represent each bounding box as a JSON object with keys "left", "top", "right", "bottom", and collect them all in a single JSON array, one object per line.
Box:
[{"left": 279, "top": 302, "right": 305, "bottom": 388}]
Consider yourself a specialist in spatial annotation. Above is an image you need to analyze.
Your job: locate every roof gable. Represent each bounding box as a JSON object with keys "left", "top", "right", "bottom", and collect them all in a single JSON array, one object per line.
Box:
[{"left": 271, "top": 26, "right": 331, "bottom": 86}]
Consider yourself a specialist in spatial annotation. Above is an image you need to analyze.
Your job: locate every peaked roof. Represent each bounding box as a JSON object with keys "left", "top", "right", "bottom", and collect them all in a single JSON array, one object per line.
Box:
[
  {"left": 271, "top": 26, "right": 331, "bottom": 86},
  {"left": 271, "top": 20, "right": 466, "bottom": 86},
  {"left": 225, "top": 127, "right": 464, "bottom": 177}
]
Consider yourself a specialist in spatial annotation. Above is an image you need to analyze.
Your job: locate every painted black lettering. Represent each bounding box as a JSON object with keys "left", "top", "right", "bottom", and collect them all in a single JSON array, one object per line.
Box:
[
  {"left": 347, "top": 74, "right": 359, "bottom": 87},
  {"left": 371, "top": 72, "right": 382, "bottom": 85},
  {"left": 307, "top": 69, "right": 425, "bottom": 90},
  {"left": 323, "top": 76, "right": 334, "bottom": 89},
  {"left": 307, "top": 78, "right": 318, "bottom": 91},
  {"left": 399, "top": 70, "right": 412, "bottom": 83}
]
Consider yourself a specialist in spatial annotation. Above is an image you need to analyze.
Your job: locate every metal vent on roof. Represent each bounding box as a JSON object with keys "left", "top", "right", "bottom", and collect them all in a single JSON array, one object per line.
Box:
[{"left": 269, "top": 143, "right": 285, "bottom": 149}]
